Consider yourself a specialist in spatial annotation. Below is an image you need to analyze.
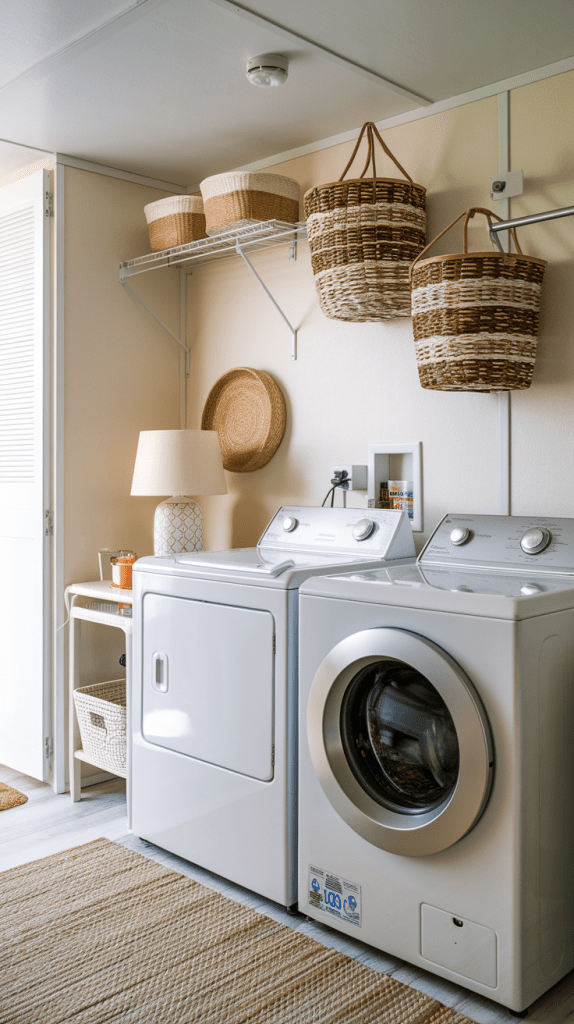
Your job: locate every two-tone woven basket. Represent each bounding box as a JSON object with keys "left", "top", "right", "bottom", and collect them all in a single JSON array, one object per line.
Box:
[
  {"left": 200, "top": 172, "right": 300, "bottom": 236},
  {"left": 410, "top": 207, "right": 547, "bottom": 392},
  {"left": 304, "top": 121, "right": 426, "bottom": 321},
  {"left": 73, "top": 678, "right": 127, "bottom": 777},
  {"left": 144, "top": 195, "right": 207, "bottom": 252}
]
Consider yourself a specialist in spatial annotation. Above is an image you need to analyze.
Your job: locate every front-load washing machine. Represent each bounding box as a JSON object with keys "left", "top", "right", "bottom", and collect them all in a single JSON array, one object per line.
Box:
[
  {"left": 298, "top": 513, "right": 574, "bottom": 1012},
  {"left": 131, "top": 505, "right": 414, "bottom": 909}
]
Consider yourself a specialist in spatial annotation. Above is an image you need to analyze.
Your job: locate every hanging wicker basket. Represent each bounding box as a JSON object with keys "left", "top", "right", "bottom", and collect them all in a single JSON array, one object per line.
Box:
[
  {"left": 410, "top": 207, "right": 547, "bottom": 392},
  {"left": 304, "top": 121, "right": 426, "bottom": 321},
  {"left": 201, "top": 367, "right": 286, "bottom": 472}
]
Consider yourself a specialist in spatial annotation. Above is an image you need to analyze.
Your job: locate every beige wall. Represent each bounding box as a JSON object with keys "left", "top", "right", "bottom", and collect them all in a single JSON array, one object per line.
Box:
[
  {"left": 189, "top": 97, "right": 501, "bottom": 552},
  {"left": 509, "top": 73, "right": 574, "bottom": 516},
  {"left": 64, "top": 168, "right": 181, "bottom": 682},
  {"left": 189, "top": 72, "right": 574, "bottom": 552}
]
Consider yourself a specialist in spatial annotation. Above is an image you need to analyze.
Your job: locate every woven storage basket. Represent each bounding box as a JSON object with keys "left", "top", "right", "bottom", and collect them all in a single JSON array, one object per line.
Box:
[
  {"left": 200, "top": 172, "right": 300, "bottom": 236},
  {"left": 144, "top": 195, "right": 207, "bottom": 252},
  {"left": 73, "top": 678, "right": 127, "bottom": 778},
  {"left": 201, "top": 367, "right": 286, "bottom": 472},
  {"left": 410, "top": 207, "right": 547, "bottom": 392},
  {"left": 304, "top": 121, "right": 426, "bottom": 321}
]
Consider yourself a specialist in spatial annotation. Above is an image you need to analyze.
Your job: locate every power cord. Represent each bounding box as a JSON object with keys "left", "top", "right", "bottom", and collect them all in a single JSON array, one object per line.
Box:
[{"left": 322, "top": 471, "right": 349, "bottom": 507}]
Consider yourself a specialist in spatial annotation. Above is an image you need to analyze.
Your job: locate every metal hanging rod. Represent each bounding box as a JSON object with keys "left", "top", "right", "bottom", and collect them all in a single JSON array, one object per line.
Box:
[{"left": 489, "top": 204, "right": 574, "bottom": 255}]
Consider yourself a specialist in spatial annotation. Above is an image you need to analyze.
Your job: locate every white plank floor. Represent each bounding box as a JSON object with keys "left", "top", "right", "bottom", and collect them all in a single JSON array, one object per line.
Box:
[{"left": 2, "top": 764, "right": 574, "bottom": 1024}]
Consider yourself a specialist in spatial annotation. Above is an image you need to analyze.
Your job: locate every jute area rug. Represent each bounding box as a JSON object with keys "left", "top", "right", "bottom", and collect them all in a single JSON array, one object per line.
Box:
[
  {"left": 0, "top": 838, "right": 477, "bottom": 1024},
  {"left": 0, "top": 781, "right": 27, "bottom": 811}
]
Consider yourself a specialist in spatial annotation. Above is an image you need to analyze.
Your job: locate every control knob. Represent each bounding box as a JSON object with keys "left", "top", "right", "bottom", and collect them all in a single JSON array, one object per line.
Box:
[
  {"left": 353, "top": 518, "right": 375, "bottom": 541},
  {"left": 282, "top": 517, "right": 298, "bottom": 532},
  {"left": 520, "top": 527, "right": 551, "bottom": 555},
  {"left": 450, "top": 527, "right": 470, "bottom": 546}
]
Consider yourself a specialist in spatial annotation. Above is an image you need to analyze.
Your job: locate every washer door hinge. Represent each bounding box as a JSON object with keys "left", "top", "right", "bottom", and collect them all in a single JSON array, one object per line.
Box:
[
  {"left": 45, "top": 510, "right": 53, "bottom": 536},
  {"left": 272, "top": 634, "right": 276, "bottom": 655}
]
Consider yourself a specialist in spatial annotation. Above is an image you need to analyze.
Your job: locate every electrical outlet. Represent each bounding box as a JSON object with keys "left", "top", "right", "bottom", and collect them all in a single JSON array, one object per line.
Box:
[{"left": 330, "top": 465, "right": 368, "bottom": 491}]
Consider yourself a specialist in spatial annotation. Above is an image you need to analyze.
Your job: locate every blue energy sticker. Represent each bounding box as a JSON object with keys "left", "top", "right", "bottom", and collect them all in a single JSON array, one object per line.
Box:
[{"left": 308, "top": 865, "right": 361, "bottom": 927}]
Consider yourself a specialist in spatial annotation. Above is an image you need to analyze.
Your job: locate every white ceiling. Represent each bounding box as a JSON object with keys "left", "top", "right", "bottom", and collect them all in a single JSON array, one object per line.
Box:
[{"left": 1, "top": 0, "right": 573, "bottom": 187}]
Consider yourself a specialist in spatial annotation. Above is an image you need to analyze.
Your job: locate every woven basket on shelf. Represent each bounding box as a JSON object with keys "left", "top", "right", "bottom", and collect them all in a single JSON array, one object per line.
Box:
[
  {"left": 304, "top": 121, "right": 426, "bottom": 321},
  {"left": 144, "top": 195, "right": 207, "bottom": 252},
  {"left": 73, "top": 679, "right": 127, "bottom": 778},
  {"left": 410, "top": 207, "right": 547, "bottom": 392},
  {"left": 199, "top": 172, "right": 300, "bottom": 236},
  {"left": 201, "top": 367, "right": 286, "bottom": 472}
]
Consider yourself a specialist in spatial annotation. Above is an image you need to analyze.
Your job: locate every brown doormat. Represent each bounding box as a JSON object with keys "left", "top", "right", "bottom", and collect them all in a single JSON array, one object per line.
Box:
[
  {"left": 0, "top": 781, "right": 28, "bottom": 811},
  {"left": 0, "top": 838, "right": 476, "bottom": 1024}
]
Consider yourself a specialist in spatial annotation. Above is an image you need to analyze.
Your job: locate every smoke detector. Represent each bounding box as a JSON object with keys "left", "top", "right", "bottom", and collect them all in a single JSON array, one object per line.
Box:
[{"left": 246, "top": 53, "right": 289, "bottom": 87}]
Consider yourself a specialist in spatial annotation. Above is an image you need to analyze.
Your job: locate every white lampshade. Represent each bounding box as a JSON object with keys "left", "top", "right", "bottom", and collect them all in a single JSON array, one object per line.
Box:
[
  {"left": 131, "top": 430, "right": 227, "bottom": 556},
  {"left": 131, "top": 429, "right": 227, "bottom": 497}
]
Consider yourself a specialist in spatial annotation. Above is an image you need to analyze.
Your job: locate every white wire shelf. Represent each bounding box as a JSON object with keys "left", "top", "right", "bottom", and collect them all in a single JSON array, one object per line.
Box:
[{"left": 119, "top": 220, "right": 307, "bottom": 280}]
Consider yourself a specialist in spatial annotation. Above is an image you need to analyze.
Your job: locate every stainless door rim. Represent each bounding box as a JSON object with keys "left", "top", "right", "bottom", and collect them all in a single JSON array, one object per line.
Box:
[{"left": 307, "top": 628, "right": 493, "bottom": 857}]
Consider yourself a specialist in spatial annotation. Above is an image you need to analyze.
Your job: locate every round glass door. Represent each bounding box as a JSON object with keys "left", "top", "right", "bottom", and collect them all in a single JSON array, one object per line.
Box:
[
  {"left": 341, "top": 660, "right": 460, "bottom": 816},
  {"left": 307, "top": 628, "right": 493, "bottom": 856}
]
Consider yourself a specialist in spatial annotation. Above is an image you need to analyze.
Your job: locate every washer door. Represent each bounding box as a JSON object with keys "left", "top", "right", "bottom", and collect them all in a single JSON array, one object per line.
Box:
[{"left": 307, "top": 628, "right": 493, "bottom": 857}]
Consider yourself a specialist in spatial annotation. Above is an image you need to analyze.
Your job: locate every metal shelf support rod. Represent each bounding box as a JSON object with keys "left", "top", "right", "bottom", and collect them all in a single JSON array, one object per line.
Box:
[
  {"left": 120, "top": 277, "right": 190, "bottom": 377},
  {"left": 490, "top": 204, "right": 574, "bottom": 255},
  {"left": 234, "top": 239, "right": 298, "bottom": 360}
]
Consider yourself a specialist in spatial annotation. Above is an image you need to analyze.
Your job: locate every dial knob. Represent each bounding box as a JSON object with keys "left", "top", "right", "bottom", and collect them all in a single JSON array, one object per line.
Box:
[
  {"left": 282, "top": 516, "right": 298, "bottom": 532},
  {"left": 520, "top": 527, "right": 551, "bottom": 555},
  {"left": 450, "top": 526, "right": 470, "bottom": 546},
  {"left": 520, "top": 582, "right": 545, "bottom": 595},
  {"left": 352, "top": 518, "right": 375, "bottom": 541}
]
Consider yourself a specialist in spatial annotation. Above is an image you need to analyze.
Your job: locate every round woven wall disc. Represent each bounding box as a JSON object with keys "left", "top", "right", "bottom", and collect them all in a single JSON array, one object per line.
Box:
[{"left": 201, "top": 367, "right": 286, "bottom": 473}]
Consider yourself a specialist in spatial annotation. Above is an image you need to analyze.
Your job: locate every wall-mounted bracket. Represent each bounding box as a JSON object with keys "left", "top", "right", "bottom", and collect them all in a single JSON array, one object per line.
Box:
[
  {"left": 119, "top": 271, "right": 190, "bottom": 377},
  {"left": 234, "top": 239, "right": 299, "bottom": 360},
  {"left": 490, "top": 169, "right": 523, "bottom": 202}
]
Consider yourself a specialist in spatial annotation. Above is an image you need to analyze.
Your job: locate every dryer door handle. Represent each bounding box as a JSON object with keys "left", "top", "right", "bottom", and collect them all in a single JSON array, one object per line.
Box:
[{"left": 151, "top": 652, "right": 169, "bottom": 692}]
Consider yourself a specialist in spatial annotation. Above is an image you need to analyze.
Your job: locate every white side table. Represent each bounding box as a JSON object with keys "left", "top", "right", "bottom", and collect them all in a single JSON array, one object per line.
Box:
[{"left": 66, "top": 581, "right": 132, "bottom": 814}]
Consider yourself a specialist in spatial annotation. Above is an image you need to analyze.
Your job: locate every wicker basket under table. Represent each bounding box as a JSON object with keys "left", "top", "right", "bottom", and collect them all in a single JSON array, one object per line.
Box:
[{"left": 73, "top": 678, "right": 127, "bottom": 778}]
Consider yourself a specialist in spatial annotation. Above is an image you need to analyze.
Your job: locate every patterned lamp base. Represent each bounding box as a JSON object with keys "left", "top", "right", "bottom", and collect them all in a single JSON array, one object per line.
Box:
[{"left": 153, "top": 497, "right": 203, "bottom": 555}]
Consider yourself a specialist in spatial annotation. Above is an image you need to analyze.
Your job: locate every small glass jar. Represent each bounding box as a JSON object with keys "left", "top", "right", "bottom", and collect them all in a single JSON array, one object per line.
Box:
[{"left": 110, "top": 551, "right": 137, "bottom": 589}]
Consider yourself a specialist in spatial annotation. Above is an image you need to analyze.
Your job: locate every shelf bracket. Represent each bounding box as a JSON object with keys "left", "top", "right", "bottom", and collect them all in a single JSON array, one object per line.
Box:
[
  {"left": 234, "top": 239, "right": 298, "bottom": 360},
  {"left": 119, "top": 274, "right": 190, "bottom": 377}
]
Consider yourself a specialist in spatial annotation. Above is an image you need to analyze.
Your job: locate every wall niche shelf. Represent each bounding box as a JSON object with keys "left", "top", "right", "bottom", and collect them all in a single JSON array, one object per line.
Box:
[{"left": 119, "top": 219, "right": 307, "bottom": 361}]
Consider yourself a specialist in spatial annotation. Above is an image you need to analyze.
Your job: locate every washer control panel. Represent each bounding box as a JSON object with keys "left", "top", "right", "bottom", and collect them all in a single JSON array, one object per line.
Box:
[{"left": 419, "top": 514, "right": 574, "bottom": 575}]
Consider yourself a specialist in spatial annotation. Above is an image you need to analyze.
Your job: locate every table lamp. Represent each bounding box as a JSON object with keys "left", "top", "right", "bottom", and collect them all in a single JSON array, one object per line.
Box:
[{"left": 131, "top": 429, "right": 227, "bottom": 555}]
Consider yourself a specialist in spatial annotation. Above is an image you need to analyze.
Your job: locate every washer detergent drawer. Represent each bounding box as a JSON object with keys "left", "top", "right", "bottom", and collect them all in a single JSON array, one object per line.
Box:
[{"left": 142, "top": 593, "right": 274, "bottom": 781}]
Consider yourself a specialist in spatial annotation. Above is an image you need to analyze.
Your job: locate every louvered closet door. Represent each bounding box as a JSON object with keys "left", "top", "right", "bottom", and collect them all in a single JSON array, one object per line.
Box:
[{"left": 0, "top": 170, "right": 50, "bottom": 780}]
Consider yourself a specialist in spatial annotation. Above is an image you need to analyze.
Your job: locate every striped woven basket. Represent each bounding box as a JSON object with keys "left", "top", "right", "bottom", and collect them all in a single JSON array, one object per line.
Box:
[
  {"left": 410, "top": 207, "right": 546, "bottom": 392},
  {"left": 304, "top": 121, "right": 426, "bottom": 321},
  {"left": 200, "top": 172, "right": 300, "bottom": 236},
  {"left": 144, "top": 195, "right": 207, "bottom": 252}
]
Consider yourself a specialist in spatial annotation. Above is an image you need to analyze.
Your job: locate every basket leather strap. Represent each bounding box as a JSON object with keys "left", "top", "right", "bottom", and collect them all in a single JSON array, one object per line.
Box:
[
  {"left": 463, "top": 206, "right": 523, "bottom": 255},
  {"left": 338, "top": 121, "right": 413, "bottom": 184},
  {"left": 409, "top": 207, "right": 523, "bottom": 282}
]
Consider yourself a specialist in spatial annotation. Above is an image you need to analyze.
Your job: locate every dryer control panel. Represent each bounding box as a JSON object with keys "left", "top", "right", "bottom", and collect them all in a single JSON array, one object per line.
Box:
[
  {"left": 259, "top": 506, "right": 415, "bottom": 560},
  {"left": 418, "top": 514, "right": 574, "bottom": 575}
]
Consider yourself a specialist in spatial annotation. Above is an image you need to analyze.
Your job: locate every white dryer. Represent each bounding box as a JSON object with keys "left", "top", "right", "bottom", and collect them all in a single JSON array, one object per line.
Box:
[
  {"left": 131, "top": 505, "right": 414, "bottom": 909},
  {"left": 298, "top": 513, "right": 574, "bottom": 1013}
]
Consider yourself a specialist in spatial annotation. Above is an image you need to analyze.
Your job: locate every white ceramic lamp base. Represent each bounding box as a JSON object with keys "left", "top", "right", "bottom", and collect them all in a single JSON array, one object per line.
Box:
[{"left": 153, "top": 496, "right": 203, "bottom": 555}]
